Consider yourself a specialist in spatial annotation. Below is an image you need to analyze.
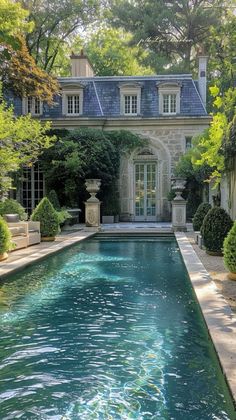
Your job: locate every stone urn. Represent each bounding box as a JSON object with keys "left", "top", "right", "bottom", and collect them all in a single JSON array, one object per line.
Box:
[
  {"left": 171, "top": 177, "right": 187, "bottom": 200},
  {"left": 85, "top": 179, "right": 101, "bottom": 227},
  {"left": 85, "top": 179, "right": 101, "bottom": 202}
]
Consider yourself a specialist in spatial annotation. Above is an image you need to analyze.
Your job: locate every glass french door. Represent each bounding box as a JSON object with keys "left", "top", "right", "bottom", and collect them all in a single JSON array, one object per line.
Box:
[{"left": 135, "top": 162, "right": 157, "bottom": 221}]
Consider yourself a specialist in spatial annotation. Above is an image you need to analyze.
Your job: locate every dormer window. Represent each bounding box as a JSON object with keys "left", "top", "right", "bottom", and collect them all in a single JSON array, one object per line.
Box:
[
  {"left": 157, "top": 82, "right": 181, "bottom": 116},
  {"left": 61, "top": 84, "right": 84, "bottom": 116},
  {"left": 67, "top": 95, "right": 80, "bottom": 115},
  {"left": 124, "top": 95, "right": 137, "bottom": 115},
  {"left": 119, "top": 83, "right": 142, "bottom": 116},
  {"left": 23, "top": 96, "right": 42, "bottom": 116},
  {"left": 163, "top": 94, "right": 176, "bottom": 114}
]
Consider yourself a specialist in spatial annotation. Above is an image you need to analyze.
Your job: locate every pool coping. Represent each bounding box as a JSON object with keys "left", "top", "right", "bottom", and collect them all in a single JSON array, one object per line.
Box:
[
  {"left": 176, "top": 232, "right": 236, "bottom": 407},
  {"left": 0, "top": 231, "right": 96, "bottom": 280}
]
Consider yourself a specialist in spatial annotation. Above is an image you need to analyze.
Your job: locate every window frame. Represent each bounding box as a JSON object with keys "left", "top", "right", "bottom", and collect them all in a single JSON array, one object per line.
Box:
[
  {"left": 119, "top": 83, "right": 142, "bottom": 116},
  {"left": 62, "top": 86, "right": 84, "bottom": 117},
  {"left": 23, "top": 96, "right": 43, "bottom": 116},
  {"left": 157, "top": 82, "right": 181, "bottom": 116}
]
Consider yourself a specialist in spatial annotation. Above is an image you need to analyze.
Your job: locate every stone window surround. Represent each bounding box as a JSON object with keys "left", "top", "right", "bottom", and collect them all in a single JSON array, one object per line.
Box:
[
  {"left": 157, "top": 82, "right": 181, "bottom": 115},
  {"left": 119, "top": 83, "right": 142, "bottom": 116},
  {"left": 62, "top": 84, "right": 84, "bottom": 116},
  {"left": 22, "top": 96, "right": 43, "bottom": 116}
]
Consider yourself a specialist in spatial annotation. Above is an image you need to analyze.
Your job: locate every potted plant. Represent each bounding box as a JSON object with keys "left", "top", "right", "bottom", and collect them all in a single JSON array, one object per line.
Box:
[
  {"left": 0, "top": 216, "right": 12, "bottom": 261},
  {"left": 31, "top": 197, "right": 59, "bottom": 241},
  {"left": 223, "top": 221, "right": 236, "bottom": 280},
  {"left": 192, "top": 202, "right": 211, "bottom": 231},
  {"left": 201, "top": 207, "right": 233, "bottom": 255}
]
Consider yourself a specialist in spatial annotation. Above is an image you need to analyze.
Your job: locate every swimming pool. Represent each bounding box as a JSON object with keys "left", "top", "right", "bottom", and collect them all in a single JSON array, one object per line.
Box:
[{"left": 0, "top": 237, "right": 235, "bottom": 419}]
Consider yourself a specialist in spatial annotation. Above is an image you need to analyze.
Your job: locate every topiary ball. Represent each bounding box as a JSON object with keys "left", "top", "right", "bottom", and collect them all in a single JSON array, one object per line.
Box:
[
  {"left": 201, "top": 207, "right": 233, "bottom": 254},
  {"left": 192, "top": 202, "right": 212, "bottom": 231},
  {"left": 223, "top": 221, "right": 236, "bottom": 274},
  {"left": 0, "top": 216, "right": 12, "bottom": 255},
  {"left": 31, "top": 197, "right": 59, "bottom": 238}
]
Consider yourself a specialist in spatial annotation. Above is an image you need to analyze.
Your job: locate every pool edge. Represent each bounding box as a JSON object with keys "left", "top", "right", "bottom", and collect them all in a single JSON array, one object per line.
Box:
[
  {"left": 0, "top": 231, "right": 96, "bottom": 280},
  {"left": 175, "top": 232, "right": 236, "bottom": 409}
]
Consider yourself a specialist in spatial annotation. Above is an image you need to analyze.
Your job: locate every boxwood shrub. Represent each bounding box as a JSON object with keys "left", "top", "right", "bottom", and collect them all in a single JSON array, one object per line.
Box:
[
  {"left": 201, "top": 207, "right": 233, "bottom": 253},
  {"left": 192, "top": 202, "right": 212, "bottom": 231},
  {"left": 31, "top": 197, "right": 59, "bottom": 238},
  {"left": 0, "top": 216, "right": 12, "bottom": 255},
  {"left": 223, "top": 221, "right": 236, "bottom": 273}
]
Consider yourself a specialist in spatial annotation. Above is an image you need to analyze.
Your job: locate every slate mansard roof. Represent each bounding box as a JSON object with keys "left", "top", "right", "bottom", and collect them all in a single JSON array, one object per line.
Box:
[{"left": 9, "top": 74, "right": 207, "bottom": 119}]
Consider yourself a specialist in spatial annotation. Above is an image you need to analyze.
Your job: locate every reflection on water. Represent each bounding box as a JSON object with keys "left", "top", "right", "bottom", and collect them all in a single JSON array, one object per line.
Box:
[{"left": 0, "top": 239, "right": 234, "bottom": 419}]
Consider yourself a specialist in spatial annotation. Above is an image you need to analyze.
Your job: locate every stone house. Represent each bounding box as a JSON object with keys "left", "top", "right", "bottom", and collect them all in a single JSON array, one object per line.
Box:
[{"left": 9, "top": 52, "right": 210, "bottom": 221}]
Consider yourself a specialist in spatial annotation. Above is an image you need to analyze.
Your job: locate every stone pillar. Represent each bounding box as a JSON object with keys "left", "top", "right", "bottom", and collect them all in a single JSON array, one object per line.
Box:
[
  {"left": 85, "top": 179, "right": 101, "bottom": 228},
  {"left": 171, "top": 177, "right": 187, "bottom": 232}
]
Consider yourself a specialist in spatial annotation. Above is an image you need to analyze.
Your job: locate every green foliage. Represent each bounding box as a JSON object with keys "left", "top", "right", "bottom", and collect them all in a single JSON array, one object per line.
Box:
[
  {"left": 0, "top": 0, "right": 33, "bottom": 48},
  {"left": 108, "top": 0, "right": 223, "bottom": 72},
  {"left": 207, "top": 10, "right": 236, "bottom": 94},
  {"left": 22, "top": 0, "right": 100, "bottom": 72},
  {"left": 31, "top": 197, "right": 59, "bottom": 237},
  {"left": 0, "top": 216, "right": 12, "bottom": 254},
  {"left": 0, "top": 199, "right": 27, "bottom": 220},
  {"left": 223, "top": 221, "right": 236, "bottom": 273},
  {"left": 201, "top": 207, "right": 233, "bottom": 253},
  {"left": 56, "top": 209, "right": 71, "bottom": 226},
  {"left": 41, "top": 128, "right": 145, "bottom": 208},
  {"left": 0, "top": 91, "right": 55, "bottom": 197},
  {"left": 70, "top": 29, "right": 154, "bottom": 76},
  {"left": 192, "top": 203, "right": 212, "bottom": 231},
  {"left": 47, "top": 190, "right": 60, "bottom": 210}
]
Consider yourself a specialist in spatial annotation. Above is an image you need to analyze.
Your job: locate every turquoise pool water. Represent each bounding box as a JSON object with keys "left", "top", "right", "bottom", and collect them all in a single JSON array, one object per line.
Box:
[{"left": 0, "top": 238, "right": 235, "bottom": 419}]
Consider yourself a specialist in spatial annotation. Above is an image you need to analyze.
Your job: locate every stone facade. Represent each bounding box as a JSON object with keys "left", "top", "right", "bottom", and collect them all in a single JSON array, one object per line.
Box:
[{"left": 7, "top": 55, "right": 211, "bottom": 220}]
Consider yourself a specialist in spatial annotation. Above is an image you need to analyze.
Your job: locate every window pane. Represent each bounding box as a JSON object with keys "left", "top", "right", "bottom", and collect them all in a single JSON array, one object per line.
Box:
[
  {"left": 163, "top": 94, "right": 169, "bottom": 113},
  {"left": 170, "top": 94, "right": 176, "bottom": 113},
  {"left": 34, "top": 98, "right": 41, "bottom": 115},
  {"left": 124, "top": 95, "right": 130, "bottom": 114},
  {"left": 67, "top": 96, "right": 73, "bottom": 114},
  {"left": 74, "top": 95, "right": 80, "bottom": 114},
  {"left": 131, "top": 95, "right": 137, "bottom": 114},
  {"left": 27, "top": 97, "right": 32, "bottom": 113}
]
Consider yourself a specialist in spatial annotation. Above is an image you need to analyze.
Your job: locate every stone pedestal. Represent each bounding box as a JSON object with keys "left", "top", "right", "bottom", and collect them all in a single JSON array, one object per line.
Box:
[
  {"left": 85, "top": 179, "right": 101, "bottom": 228},
  {"left": 85, "top": 201, "right": 101, "bottom": 227},
  {"left": 172, "top": 199, "right": 187, "bottom": 231},
  {"left": 171, "top": 177, "right": 187, "bottom": 231}
]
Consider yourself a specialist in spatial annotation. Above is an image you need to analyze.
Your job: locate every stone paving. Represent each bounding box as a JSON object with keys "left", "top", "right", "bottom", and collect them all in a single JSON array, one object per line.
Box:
[{"left": 185, "top": 232, "right": 236, "bottom": 312}]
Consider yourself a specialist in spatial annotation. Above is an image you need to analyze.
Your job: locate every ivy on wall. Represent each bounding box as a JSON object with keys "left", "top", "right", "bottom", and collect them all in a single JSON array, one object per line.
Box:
[{"left": 40, "top": 128, "right": 145, "bottom": 212}]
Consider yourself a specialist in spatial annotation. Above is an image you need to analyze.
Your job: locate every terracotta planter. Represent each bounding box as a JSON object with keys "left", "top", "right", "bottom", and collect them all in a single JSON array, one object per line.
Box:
[
  {"left": 41, "top": 236, "right": 56, "bottom": 242},
  {"left": 227, "top": 272, "right": 236, "bottom": 281},
  {"left": 206, "top": 250, "right": 223, "bottom": 257},
  {"left": 0, "top": 252, "right": 8, "bottom": 261}
]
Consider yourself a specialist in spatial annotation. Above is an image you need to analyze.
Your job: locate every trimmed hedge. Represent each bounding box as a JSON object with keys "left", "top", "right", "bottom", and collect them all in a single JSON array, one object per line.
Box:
[
  {"left": 192, "top": 202, "right": 212, "bottom": 231},
  {"left": 47, "top": 190, "right": 61, "bottom": 211},
  {"left": 31, "top": 197, "right": 59, "bottom": 238},
  {"left": 201, "top": 207, "right": 233, "bottom": 253},
  {"left": 223, "top": 221, "right": 236, "bottom": 273},
  {"left": 0, "top": 216, "right": 12, "bottom": 254},
  {"left": 0, "top": 199, "right": 27, "bottom": 220}
]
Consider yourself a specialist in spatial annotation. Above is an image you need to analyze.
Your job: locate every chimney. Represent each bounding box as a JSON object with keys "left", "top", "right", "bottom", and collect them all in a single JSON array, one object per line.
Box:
[
  {"left": 70, "top": 49, "right": 94, "bottom": 77},
  {"left": 197, "top": 50, "right": 208, "bottom": 107}
]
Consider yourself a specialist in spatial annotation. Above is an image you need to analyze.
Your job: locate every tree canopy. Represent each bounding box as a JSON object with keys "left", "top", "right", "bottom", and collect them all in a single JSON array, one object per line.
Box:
[
  {"left": 0, "top": 0, "right": 32, "bottom": 48},
  {"left": 22, "top": 0, "right": 101, "bottom": 72},
  {"left": 107, "top": 0, "right": 224, "bottom": 72},
  {"left": 0, "top": 90, "right": 55, "bottom": 197}
]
